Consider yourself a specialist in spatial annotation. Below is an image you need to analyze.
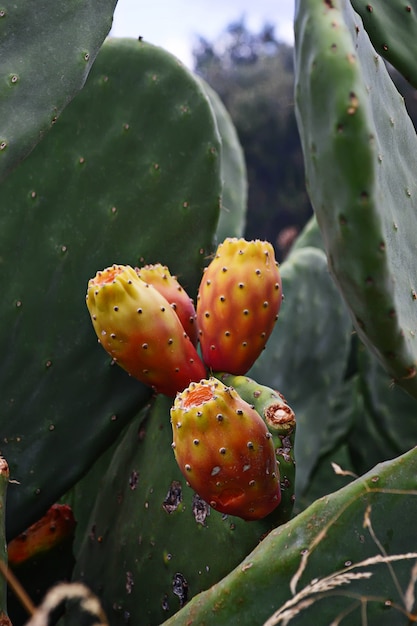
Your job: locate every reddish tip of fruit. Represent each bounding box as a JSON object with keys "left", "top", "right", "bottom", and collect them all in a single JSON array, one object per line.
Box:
[
  {"left": 91, "top": 264, "right": 124, "bottom": 286},
  {"left": 182, "top": 384, "right": 214, "bottom": 408}
]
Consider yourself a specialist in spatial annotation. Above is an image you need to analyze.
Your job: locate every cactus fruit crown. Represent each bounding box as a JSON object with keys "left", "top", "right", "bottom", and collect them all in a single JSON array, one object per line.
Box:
[{"left": 171, "top": 377, "right": 281, "bottom": 521}]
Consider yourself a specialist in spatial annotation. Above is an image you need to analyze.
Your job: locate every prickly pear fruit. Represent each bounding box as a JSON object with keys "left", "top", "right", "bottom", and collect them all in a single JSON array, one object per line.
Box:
[
  {"left": 135, "top": 263, "right": 198, "bottom": 346},
  {"left": 216, "top": 373, "right": 296, "bottom": 436},
  {"left": 197, "top": 238, "right": 282, "bottom": 374},
  {"left": 170, "top": 377, "right": 281, "bottom": 521},
  {"left": 216, "top": 372, "right": 296, "bottom": 525},
  {"left": 7, "top": 504, "right": 76, "bottom": 567},
  {"left": 86, "top": 264, "right": 206, "bottom": 397}
]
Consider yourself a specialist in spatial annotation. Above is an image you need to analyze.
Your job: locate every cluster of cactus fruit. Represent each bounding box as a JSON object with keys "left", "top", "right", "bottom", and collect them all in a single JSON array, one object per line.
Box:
[
  {"left": 85, "top": 238, "right": 292, "bottom": 522},
  {"left": 2, "top": 1, "right": 417, "bottom": 624}
]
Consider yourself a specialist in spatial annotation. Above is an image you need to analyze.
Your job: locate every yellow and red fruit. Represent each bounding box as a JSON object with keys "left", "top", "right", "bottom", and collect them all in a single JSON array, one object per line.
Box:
[
  {"left": 86, "top": 264, "right": 206, "bottom": 397},
  {"left": 170, "top": 377, "right": 281, "bottom": 521},
  {"left": 135, "top": 263, "right": 198, "bottom": 346},
  {"left": 196, "top": 238, "right": 282, "bottom": 375},
  {"left": 8, "top": 504, "right": 76, "bottom": 566}
]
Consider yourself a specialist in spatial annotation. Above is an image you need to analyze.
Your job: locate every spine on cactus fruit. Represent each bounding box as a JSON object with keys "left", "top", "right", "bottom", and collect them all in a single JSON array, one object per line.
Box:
[
  {"left": 86, "top": 264, "right": 206, "bottom": 397},
  {"left": 135, "top": 263, "right": 198, "bottom": 346},
  {"left": 170, "top": 377, "right": 281, "bottom": 521},
  {"left": 196, "top": 238, "right": 282, "bottom": 375}
]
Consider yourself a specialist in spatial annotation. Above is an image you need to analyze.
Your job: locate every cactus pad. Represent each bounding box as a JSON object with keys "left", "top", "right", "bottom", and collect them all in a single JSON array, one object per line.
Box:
[
  {"left": 0, "top": 39, "right": 221, "bottom": 538},
  {"left": 294, "top": 0, "right": 417, "bottom": 398},
  {"left": 0, "top": 0, "right": 117, "bottom": 181}
]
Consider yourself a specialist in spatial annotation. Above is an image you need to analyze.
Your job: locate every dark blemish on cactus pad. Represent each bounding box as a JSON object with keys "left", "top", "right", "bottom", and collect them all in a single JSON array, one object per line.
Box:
[
  {"left": 192, "top": 493, "right": 210, "bottom": 525},
  {"left": 172, "top": 573, "right": 188, "bottom": 607},
  {"left": 162, "top": 595, "right": 169, "bottom": 611},
  {"left": 126, "top": 571, "right": 134, "bottom": 594},
  {"left": 129, "top": 471, "right": 139, "bottom": 490},
  {"left": 163, "top": 480, "right": 182, "bottom": 514}
]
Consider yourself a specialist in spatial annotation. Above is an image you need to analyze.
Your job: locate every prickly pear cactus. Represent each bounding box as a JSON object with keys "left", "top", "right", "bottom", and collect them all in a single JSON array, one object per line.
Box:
[
  {"left": 68, "top": 396, "right": 287, "bottom": 625},
  {"left": 1, "top": 38, "right": 222, "bottom": 539},
  {"left": 164, "top": 447, "right": 417, "bottom": 626},
  {"left": 250, "top": 246, "right": 353, "bottom": 498},
  {"left": 294, "top": 0, "right": 417, "bottom": 398},
  {"left": 197, "top": 238, "right": 282, "bottom": 375},
  {"left": 7, "top": 505, "right": 76, "bottom": 625},
  {"left": 0, "top": 0, "right": 118, "bottom": 181},
  {"left": 350, "top": 0, "right": 417, "bottom": 87},
  {"left": 171, "top": 377, "right": 281, "bottom": 520},
  {"left": 135, "top": 263, "right": 199, "bottom": 346},
  {"left": 86, "top": 264, "right": 206, "bottom": 396},
  {"left": 216, "top": 373, "right": 296, "bottom": 525},
  {"left": 200, "top": 79, "right": 248, "bottom": 240},
  {"left": 348, "top": 341, "right": 417, "bottom": 475}
]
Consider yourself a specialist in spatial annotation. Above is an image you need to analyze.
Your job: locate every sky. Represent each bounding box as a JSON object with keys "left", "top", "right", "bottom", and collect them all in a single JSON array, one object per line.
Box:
[{"left": 111, "top": 0, "right": 295, "bottom": 68}]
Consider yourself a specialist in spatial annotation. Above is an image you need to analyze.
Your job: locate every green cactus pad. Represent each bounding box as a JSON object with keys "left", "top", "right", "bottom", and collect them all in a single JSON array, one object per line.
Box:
[
  {"left": 0, "top": 0, "right": 117, "bottom": 182},
  {"left": 351, "top": 0, "right": 417, "bottom": 88},
  {"left": 250, "top": 246, "right": 353, "bottom": 497},
  {"left": 0, "top": 39, "right": 221, "bottom": 539},
  {"left": 163, "top": 446, "right": 417, "bottom": 625},
  {"left": 290, "top": 214, "right": 324, "bottom": 253},
  {"left": 69, "top": 396, "right": 286, "bottom": 625},
  {"left": 349, "top": 342, "right": 417, "bottom": 475},
  {"left": 199, "top": 79, "right": 248, "bottom": 240},
  {"left": 294, "top": 0, "right": 417, "bottom": 398}
]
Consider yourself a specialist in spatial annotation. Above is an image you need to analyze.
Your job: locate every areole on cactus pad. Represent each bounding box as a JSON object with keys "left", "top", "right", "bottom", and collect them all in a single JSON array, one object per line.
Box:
[
  {"left": 197, "top": 238, "right": 283, "bottom": 375},
  {"left": 86, "top": 264, "right": 206, "bottom": 397},
  {"left": 170, "top": 377, "right": 281, "bottom": 521}
]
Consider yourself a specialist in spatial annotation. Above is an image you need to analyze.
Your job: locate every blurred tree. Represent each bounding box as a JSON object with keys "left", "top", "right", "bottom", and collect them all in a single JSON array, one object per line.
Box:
[{"left": 193, "top": 19, "right": 312, "bottom": 260}]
